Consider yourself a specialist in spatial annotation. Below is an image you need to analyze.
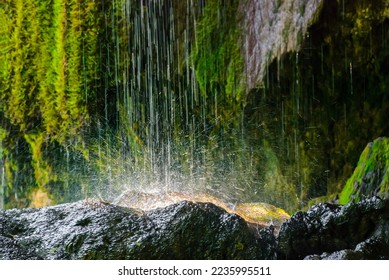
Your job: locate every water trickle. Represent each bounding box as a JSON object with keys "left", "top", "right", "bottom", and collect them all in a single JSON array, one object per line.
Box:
[
  {"left": 349, "top": 61, "right": 353, "bottom": 95},
  {"left": 4, "top": 0, "right": 386, "bottom": 212}
]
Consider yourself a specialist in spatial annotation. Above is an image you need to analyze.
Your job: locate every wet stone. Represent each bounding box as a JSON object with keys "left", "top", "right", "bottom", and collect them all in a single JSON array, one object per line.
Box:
[
  {"left": 277, "top": 197, "right": 389, "bottom": 259},
  {"left": 0, "top": 200, "right": 273, "bottom": 260},
  {"left": 1, "top": 197, "right": 388, "bottom": 259}
]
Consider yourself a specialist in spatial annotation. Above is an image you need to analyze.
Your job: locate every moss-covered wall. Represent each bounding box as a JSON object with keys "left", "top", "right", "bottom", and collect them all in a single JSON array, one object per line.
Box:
[
  {"left": 339, "top": 137, "right": 389, "bottom": 204},
  {"left": 1, "top": 0, "right": 388, "bottom": 211},
  {"left": 252, "top": 0, "right": 389, "bottom": 204},
  {"left": 0, "top": 0, "right": 106, "bottom": 207}
]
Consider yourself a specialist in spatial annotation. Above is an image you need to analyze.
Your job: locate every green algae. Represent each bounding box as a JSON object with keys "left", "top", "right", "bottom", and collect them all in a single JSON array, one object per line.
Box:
[
  {"left": 256, "top": 0, "right": 389, "bottom": 206},
  {"left": 0, "top": 0, "right": 388, "bottom": 211},
  {"left": 339, "top": 137, "right": 389, "bottom": 204}
]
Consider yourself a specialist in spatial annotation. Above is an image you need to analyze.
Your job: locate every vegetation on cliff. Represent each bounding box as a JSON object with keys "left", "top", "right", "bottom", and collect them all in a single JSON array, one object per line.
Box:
[
  {"left": 0, "top": 0, "right": 103, "bottom": 206},
  {"left": 0, "top": 0, "right": 388, "bottom": 212},
  {"left": 255, "top": 0, "right": 389, "bottom": 205},
  {"left": 340, "top": 137, "right": 389, "bottom": 204}
]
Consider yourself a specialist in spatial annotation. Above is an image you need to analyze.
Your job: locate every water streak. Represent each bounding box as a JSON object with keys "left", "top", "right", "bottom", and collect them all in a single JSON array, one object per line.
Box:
[{"left": 96, "top": 0, "right": 325, "bottom": 208}]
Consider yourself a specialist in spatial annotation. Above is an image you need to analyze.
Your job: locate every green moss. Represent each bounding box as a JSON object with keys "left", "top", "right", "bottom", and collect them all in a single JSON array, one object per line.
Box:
[
  {"left": 234, "top": 202, "right": 290, "bottom": 226},
  {"left": 234, "top": 241, "right": 244, "bottom": 251},
  {"left": 192, "top": 0, "right": 245, "bottom": 119},
  {"left": 255, "top": 0, "right": 389, "bottom": 209},
  {"left": 0, "top": 127, "right": 7, "bottom": 160},
  {"left": 0, "top": 0, "right": 108, "bottom": 206},
  {"left": 339, "top": 137, "right": 389, "bottom": 204},
  {"left": 24, "top": 133, "right": 52, "bottom": 188}
]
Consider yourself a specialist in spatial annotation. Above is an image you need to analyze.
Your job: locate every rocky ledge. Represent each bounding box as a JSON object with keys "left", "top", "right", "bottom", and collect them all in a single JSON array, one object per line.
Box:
[
  {"left": 0, "top": 199, "right": 274, "bottom": 260},
  {"left": 1, "top": 196, "right": 388, "bottom": 260},
  {"left": 278, "top": 196, "right": 389, "bottom": 259}
]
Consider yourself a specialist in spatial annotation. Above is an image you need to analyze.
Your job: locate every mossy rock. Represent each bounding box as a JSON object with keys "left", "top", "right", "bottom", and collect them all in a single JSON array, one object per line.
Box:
[
  {"left": 339, "top": 137, "right": 389, "bottom": 204},
  {"left": 234, "top": 203, "right": 290, "bottom": 228},
  {"left": 115, "top": 191, "right": 289, "bottom": 228}
]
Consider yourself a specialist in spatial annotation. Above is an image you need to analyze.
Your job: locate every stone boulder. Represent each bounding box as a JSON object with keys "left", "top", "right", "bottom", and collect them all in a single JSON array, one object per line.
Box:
[
  {"left": 277, "top": 197, "right": 389, "bottom": 259},
  {"left": 1, "top": 196, "right": 389, "bottom": 260},
  {"left": 0, "top": 199, "right": 274, "bottom": 260}
]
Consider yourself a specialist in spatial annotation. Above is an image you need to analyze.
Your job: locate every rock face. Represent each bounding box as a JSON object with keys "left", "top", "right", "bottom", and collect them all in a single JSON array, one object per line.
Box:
[
  {"left": 241, "top": 0, "right": 324, "bottom": 88},
  {"left": 0, "top": 199, "right": 274, "bottom": 260},
  {"left": 1, "top": 196, "right": 389, "bottom": 260},
  {"left": 278, "top": 197, "right": 389, "bottom": 260}
]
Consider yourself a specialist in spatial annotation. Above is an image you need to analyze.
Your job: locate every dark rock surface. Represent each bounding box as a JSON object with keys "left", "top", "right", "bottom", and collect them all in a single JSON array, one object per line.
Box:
[
  {"left": 278, "top": 197, "right": 389, "bottom": 259},
  {"left": 0, "top": 199, "right": 273, "bottom": 260},
  {"left": 1, "top": 197, "right": 388, "bottom": 260}
]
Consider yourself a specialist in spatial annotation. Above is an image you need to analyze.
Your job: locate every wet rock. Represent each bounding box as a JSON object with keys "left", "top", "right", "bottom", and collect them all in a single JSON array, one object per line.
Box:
[
  {"left": 0, "top": 199, "right": 274, "bottom": 260},
  {"left": 234, "top": 203, "right": 290, "bottom": 230},
  {"left": 241, "top": 0, "right": 324, "bottom": 88},
  {"left": 2, "top": 196, "right": 388, "bottom": 260},
  {"left": 115, "top": 191, "right": 289, "bottom": 229},
  {"left": 277, "top": 197, "right": 389, "bottom": 259},
  {"left": 339, "top": 137, "right": 389, "bottom": 204}
]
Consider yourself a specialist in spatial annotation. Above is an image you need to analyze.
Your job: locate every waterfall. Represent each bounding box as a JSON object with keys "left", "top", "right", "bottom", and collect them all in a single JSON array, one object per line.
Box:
[
  {"left": 1, "top": 0, "right": 387, "bottom": 211},
  {"left": 96, "top": 0, "right": 207, "bottom": 198},
  {"left": 97, "top": 0, "right": 254, "bottom": 203},
  {"left": 96, "top": 0, "right": 325, "bottom": 206},
  {"left": 0, "top": 0, "right": 326, "bottom": 210}
]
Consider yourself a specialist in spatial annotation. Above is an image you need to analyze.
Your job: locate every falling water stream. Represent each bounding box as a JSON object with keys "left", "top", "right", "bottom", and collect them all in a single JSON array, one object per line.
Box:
[
  {"left": 1, "top": 0, "right": 387, "bottom": 211},
  {"left": 96, "top": 0, "right": 215, "bottom": 200},
  {"left": 92, "top": 0, "right": 325, "bottom": 209}
]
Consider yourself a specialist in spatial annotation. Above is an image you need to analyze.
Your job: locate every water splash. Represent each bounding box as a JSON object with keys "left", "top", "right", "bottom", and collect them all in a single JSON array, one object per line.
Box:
[
  {"left": 92, "top": 0, "right": 325, "bottom": 211},
  {"left": 0, "top": 0, "right": 330, "bottom": 212}
]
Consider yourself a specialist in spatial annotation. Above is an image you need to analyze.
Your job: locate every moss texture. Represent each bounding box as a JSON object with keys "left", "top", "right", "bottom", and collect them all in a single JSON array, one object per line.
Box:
[
  {"left": 252, "top": 0, "right": 389, "bottom": 206},
  {"left": 0, "top": 0, "right": 105, "bottom": 207},
  {"left": 0, "top": 0, "right": 388, "bottom": 211},
  {"left": 339, "top": 137, "right": 389, "bottom": 204},
  {"left": 234, "top": 203, "right": 290, "bottom": 227}
]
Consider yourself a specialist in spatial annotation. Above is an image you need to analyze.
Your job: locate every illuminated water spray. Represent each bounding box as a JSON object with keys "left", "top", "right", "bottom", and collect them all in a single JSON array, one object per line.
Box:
[{"left": 93, "top": 0, "right": 324, "bottom": 210}]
